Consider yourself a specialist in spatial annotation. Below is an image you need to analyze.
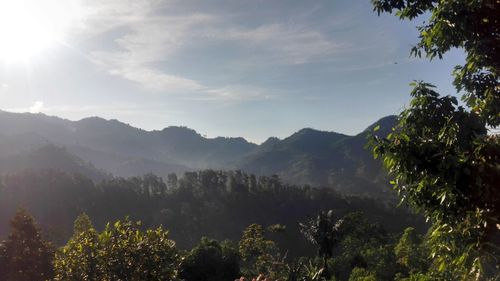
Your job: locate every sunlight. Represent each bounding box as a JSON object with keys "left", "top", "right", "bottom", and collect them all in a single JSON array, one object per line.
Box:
[{"left": 0, "top": 0, "right": 79, "bottom": 62}]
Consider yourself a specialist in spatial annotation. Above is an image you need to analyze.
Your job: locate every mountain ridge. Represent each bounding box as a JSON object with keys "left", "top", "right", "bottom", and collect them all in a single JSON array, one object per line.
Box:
[{"left": 0, "top": 110, "right": 397, "bottom": 198}]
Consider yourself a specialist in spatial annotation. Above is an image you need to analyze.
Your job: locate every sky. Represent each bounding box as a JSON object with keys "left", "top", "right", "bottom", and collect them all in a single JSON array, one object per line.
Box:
[{"left": 0, "top": 0, "right": 465, "bottom": 143}]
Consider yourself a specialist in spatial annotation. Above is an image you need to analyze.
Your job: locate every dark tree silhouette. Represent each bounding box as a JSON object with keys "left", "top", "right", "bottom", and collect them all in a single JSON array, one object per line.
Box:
[{"left": 0, "top": 208, "right": 54, "bottom": 281}]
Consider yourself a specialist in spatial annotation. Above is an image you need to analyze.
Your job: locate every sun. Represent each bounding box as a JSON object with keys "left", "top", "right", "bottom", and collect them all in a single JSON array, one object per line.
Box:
[{"left": 0, "top": 0, "right": 79, "bottom": 62}]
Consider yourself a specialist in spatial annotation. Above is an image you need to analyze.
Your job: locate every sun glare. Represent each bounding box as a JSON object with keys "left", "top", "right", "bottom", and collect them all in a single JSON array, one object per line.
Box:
[{"left": 0, "top": 0, "right": 78, "bottom": 62}]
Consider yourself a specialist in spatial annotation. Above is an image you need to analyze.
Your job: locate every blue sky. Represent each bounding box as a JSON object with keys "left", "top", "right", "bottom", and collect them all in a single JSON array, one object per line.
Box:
[{"left": 0, "top": 0, "right": 465, "bottom": 143}]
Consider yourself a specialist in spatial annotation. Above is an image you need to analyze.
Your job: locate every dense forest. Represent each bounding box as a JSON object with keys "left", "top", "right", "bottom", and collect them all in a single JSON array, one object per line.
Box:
[
  {"left": 0, "top": 169, "right": 429, "bottom": 281},
  {"left": 0, "top": 169, "right": 424, "bottom": 253}
]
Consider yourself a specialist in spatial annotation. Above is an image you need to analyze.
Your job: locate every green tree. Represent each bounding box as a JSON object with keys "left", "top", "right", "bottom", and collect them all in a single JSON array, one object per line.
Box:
[
  {"left": 362, "top": 245, "right": 398, "bottom": 281},
  {"left": 348, "top": 268, "right": 377, "bottom": 281},
  {"left": 179, "top": 237, "right": 240, "bottom": 281},
  {"left": 394, "top": 228, "right": 428, "bottom": 275},
  {"left": 54, "top": 217, "right": 179, "bottom": 281},
  {"left": 370, "top": 0, "right": 499, "bottom": 279},
  {"left": 327, "top": 212, "right": 389, "bottom": 280},
  {"left": 0, "top": 208, "right": 54, "bottom": 281},
  {"left": 72, "top": 213, "right": 94, "bottom": 235},
  {"left": 395, "top": 272, "right": 436, "bottom": 281},
  {"left": 239, "top": 224, "right": 280, "bottom": 277},
  {"left": 53, "top": 213, "right": 101, "bottom": 281}
]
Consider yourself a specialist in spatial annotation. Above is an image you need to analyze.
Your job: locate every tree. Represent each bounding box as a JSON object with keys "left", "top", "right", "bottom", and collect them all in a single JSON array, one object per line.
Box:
[
  {"left": 327, "top": 212, "right": 389, "bottom": 280},
  {"left": 348, "top": 268, "right": 377, "bottom": 281},
  {"left": 72, "top": 213, "right": 94, "bottom": 235},
  {"left": 54, "top": 216, "right": 180, "bottom": 281},
  {"left": 99, "top": 220, "right": 179, "bottom": 281},
  {"left": 239, "top": 224, "right": 280, "bottom": 277},
  {"left": 370, "top": 0, "right": 499, "bottom": 279},
  {"left": 299, "top": 210, "right": 344, "bottom": 278},
  {"left": 299, "top": 211, "right": 393, "bottom": 280},
  {"left": 394, "top": 228, "right": 428, "bottom": 276},
  {"left": 179, "top": 237, "right": 240, "bottom": 281},
  {"left": 167, "top": 173, "right": 178, "bottom": 190},
  {"left": 53, "top": 213, "right": 101, "bottom": 281},
  {"left": 0, "top": 208, "right": 54, "bottom": 281}
]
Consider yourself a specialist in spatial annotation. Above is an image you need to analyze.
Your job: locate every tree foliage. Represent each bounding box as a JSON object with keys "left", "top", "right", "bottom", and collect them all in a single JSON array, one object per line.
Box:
[
  {"left": 0, "top": 169, "right": 424, "bottom": 256},
  {"left": 239, "top": 224, "right": 281, "bottom": 278},
  {"left": 299, "top": 210, "right": 344, "bottom": 261},
  {"left": 0, "top": 208, "right": 54, "bottom": 281},
  {"left": 348, "top": 268, "right": 377, "bottom": 281},
  {"left": 394, "top": 227, "right": 429, "bottom": 276},
  {"left": 179, "top": 237, "right": 240, "bottom": 281},
  {"left": 54, "top": 216, "right": 179, "bottom": 281},
  {"left": 370, "top": 0, "right": 499, "bottom": 279},
  {"left": 0, "top": 208, "right": 432, "bottom": 281}
]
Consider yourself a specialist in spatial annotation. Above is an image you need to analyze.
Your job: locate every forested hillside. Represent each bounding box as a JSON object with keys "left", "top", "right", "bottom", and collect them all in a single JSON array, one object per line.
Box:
[
  {"left": 0, "top": 111, "right": 396, "bottom": 198},
  {"left": 0, "top": 145, "right": 110, "bottom": 182},
  {"left": 239, "top": 116, "right": 397, "bottom": 197},
  {"left": 0, "top": 169, "right": 424, "bottom": 254}
]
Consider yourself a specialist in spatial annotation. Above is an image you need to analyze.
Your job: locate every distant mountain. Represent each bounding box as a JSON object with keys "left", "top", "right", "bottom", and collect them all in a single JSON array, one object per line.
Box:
[
  {"left": 238, "top": 128, "right": 349, "bottom": 183},
  {"left": 154, "top": 126, "right": 257, "bottom": 169},
  {"left": 0, "top": 110, "right": 256, "bottom": 179},
  {"left": 0, "top": 144, "right": 109, "bottom": 182},
  {"left": 238, "top": 116, "right": 398, "bottom": 198},
  {"left": 0, "top": 110, "right": 397, "bottom": 198}
]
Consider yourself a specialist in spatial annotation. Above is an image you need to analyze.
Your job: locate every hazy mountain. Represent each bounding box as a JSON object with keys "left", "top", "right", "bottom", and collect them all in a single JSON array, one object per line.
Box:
[
  {"left": 238, "top": 116, "right": 398, "bottom": 198},
  {"left": 0, "top": 110, "right": 256, "bottom": 178},
  {"left": 0, "top": 144, "right": 109, "bottom": 182},
  {"left": 0, "top": 110, "right": 397, "bottom": 197},
  {"left": 153, "top": 126, "right": 257, "bottom": 169}
]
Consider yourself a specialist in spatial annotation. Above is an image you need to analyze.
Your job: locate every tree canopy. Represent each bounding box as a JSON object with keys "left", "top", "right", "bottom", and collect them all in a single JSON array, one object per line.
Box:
[
  {"left": 370, "top": 0, "right": 499, "bottom": 279},
  {"left": 54, "top": 216, "right": 179, "bottom": 281},
  {"left": 0, "top": 209, "right": 54, "bottom": 281}
]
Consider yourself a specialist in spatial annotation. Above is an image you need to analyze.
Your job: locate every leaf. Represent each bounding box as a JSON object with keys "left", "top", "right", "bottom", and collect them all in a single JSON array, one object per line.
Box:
[{"left": 439, "top": 193, "right": 447, "bottom": 205}]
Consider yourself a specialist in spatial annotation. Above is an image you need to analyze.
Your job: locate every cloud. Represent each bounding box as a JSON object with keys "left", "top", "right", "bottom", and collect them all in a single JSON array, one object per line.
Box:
[
  {"left": 212, "top": 24, "right": 347, "bottom": 64},
  {"left": 29, "top": 101, "right": 45, "bottom": 113},
  {"left": 197, "top": 85, "right": 275, "bottom": 101},
  {"left": 87, "top": 12, "right": 214, "bottom": 93},
  {"left": 74, "top": 0, "right": 346, "bottom": 99},
  {"left": 77, "top": 0, "right": 167, "bottom": 35}
]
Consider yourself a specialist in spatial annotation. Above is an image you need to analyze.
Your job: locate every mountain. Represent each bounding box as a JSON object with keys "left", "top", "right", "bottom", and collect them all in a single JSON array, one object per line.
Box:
[
  {"left": 0, "top": 144, "right": 109, "bottom": 182},
  {"left": 238, "top": 128, "right": 349, "bottom": 183},
  {"left": 0, "top": 110, "right": 397, "bottom": 197},
  {"left": 238, "top": 116, "right": 398, "bottom": 198},
  {"left": 0, "top": 110, "right": 256, "bottom": 179},
  {"left": 154, "top": 126, "right": 257, "bottom": 169}
]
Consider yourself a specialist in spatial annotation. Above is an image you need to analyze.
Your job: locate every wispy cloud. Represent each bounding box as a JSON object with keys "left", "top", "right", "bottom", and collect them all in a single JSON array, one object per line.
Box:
[
  {"left": 212, "top": 24, "right": 348, "bottom": 64},
  {"left": 77, "top": 0, "right": 167, "bottom": 35},
  {"left": 195, "top": 85, "right": 275, "bottom": 101},
  {"left": 74, "top": 0, "right": 347, "bottom": 99},
  {"left": 87, "top": 12, "right": 214, "bottom": 94}
]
